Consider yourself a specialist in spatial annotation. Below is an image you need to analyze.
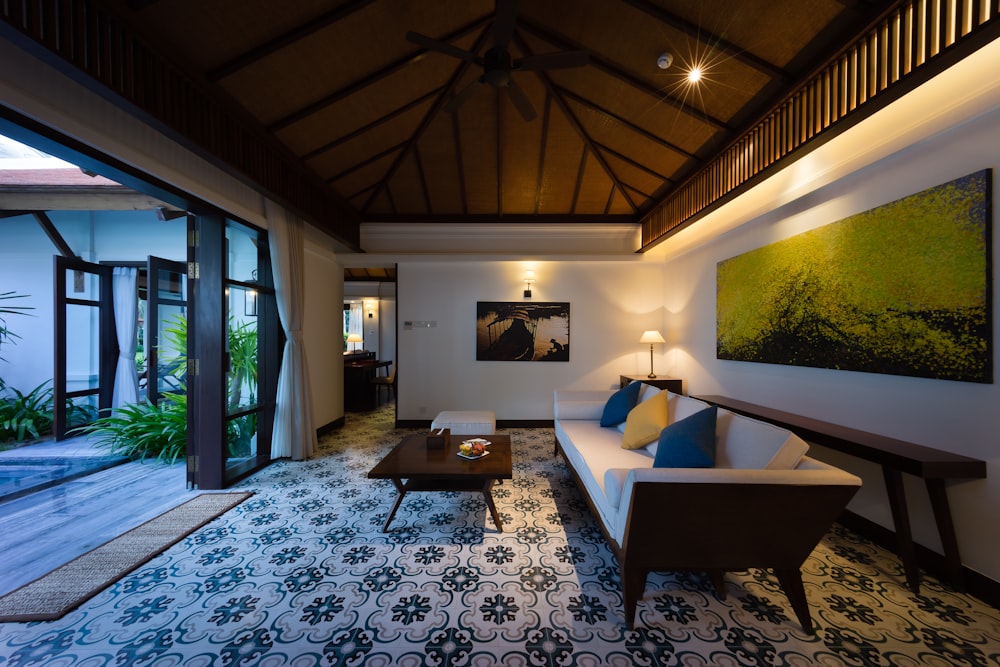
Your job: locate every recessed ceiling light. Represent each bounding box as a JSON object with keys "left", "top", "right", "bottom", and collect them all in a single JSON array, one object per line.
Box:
[{"left": 688, "top": 67, "right": 702, "bottom": 83}]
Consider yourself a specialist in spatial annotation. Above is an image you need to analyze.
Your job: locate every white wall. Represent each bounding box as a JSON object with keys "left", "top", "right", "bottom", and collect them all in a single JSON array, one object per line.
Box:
[
  {"left": 303, "top": 229, "right": 345, "bottom": 430},
  {"left": 396, "top": 259, "right": 667, "bottom": 421},
  {"left": 663, "top": 105, "right": 1000, "bottom": 584},
  {"left": 0, "top": 210, "right": 185, "bottom": 391}
]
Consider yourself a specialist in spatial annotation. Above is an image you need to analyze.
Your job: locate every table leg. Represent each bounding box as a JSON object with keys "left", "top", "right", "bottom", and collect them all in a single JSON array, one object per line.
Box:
[
  {"left": 383, "top": 478, "right": 407, "bottom": 532},
  {"left": 883, "top": 466, "right": 920, "bottom": 592},
  {"left": 481, "top": 480, "right": 503, "bottom": 532},
  {"left": 926, "top": 478, "right": 966, "bottom": 591}
]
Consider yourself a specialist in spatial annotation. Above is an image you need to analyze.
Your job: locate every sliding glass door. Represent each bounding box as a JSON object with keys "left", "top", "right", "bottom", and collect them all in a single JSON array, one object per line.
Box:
[
  {"left": 145, "top": 256, "right": 187, "bottom": 408},
  {"left": 187, "top": 214, "right": 276, "bottom": 488},
  {"left": 223, "top": 221, "right": 277, "bottom": 484}
]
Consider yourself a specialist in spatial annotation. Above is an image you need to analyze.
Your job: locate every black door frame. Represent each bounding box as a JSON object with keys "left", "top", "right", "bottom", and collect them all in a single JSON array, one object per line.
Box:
[{"left": 53, "top": 256, "right": 115, "bottom": 440}]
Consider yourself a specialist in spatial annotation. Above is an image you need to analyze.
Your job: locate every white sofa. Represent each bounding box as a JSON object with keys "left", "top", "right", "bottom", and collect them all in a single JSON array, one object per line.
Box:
[{"left": 553, "top": 384, "right": 862, "bottom": 632}]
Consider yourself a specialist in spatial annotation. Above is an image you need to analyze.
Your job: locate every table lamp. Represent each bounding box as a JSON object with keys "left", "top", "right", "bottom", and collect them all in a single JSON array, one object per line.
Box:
[
  {"left": 639, "top": 330, "right": 666, "bottom": 378},
  {"left": 346, "top": 333, "right": 363, "bottom": 352}
]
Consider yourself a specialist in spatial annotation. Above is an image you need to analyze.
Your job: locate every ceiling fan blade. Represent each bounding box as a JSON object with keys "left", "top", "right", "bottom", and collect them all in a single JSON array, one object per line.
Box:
[
  {"left": 515, "top": 50, "right": 590, "bottom": 71},
  {"left": 406, "top": 31, "right": 483, "bottom": 65},
  {"left": 444, "top": 78, "right": 483, "bottom": 113},
  {"left": 505, "top": 78, "right": 537, "bottom": 121},
  {"left": 493, "top": 0, "right": 518, "bottom": 49}
]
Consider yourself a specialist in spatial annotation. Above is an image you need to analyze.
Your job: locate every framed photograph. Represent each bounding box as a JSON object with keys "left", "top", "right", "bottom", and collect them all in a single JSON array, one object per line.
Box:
[
  {"left": 717, "top": 169, "right": 992, "bottom": 383},
  {"left": 476, "top": 302, "right": 570, "bottom": 361}
]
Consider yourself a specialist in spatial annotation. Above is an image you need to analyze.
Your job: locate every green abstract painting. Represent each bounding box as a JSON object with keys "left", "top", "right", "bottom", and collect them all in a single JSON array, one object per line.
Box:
[{"left": 717, "top": 169, "right": 992, "bottom": 383}]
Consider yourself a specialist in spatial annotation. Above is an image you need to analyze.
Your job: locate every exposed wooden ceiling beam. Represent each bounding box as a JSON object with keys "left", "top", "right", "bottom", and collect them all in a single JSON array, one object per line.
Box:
[
  {"left": 301, "top": 87, "right": 445, "bottom": 161},
  {"left": 208, "top": 0, "right": 376, "bottom": 82},
  {"left": 515, "top": 33, "right": 638, "bottom": 213},
  {"left": 327, "top": 141, "right": 407, "bottom": 185},
  {"left": 267, "top": 16, "right": 490, "bottom": 133},
  {"left": 554, "top": 85, "right": 696, "bottom": 160},
  {"left": 517, "top": 19, "right": 731, "bottom": 132},
  {"left": 0, "top": 187, "right": 178, "bottom": 211},
  {"left": 365, "top": 213, "right": 636, "bottom": 223},
  {"left": 592, "top": 140, "right": 673, "bottom": 183},
  {"left": 621, "top": 0, "right": 791, "bottom": 81},
  {"left": 361, "top": 26, "right": 493, "bottom": 214},
  {"left": 33, "top": 211, "right": 76, "bottom": 258}
]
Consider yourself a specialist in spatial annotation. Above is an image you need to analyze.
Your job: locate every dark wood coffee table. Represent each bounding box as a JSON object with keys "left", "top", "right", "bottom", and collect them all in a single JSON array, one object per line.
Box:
[{"left": 368, "top": 433, "right": 513, "bottom": 532}]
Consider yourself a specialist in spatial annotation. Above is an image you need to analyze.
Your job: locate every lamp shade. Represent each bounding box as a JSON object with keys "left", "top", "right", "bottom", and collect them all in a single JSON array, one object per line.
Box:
[
  {"left": 639, "top": 330, "right": 665, "bottom": 344},
  {"left": 346, "top": 333, "right": 363, "bottom": 344}
]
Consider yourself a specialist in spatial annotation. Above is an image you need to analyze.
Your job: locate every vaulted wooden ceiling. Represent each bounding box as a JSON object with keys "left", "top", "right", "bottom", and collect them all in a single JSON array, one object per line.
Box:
[{"left": 23, "top": 0, "right": 896, "bottom": 248}]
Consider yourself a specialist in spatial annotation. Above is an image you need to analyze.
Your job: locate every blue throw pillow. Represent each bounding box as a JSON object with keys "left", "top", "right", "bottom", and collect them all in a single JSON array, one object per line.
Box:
[
  {"left": 653, "top": 406, "right": 718, "bottom": 468},
  {"left": 600, "top": 381, "right": 642, "bottom": 427}
]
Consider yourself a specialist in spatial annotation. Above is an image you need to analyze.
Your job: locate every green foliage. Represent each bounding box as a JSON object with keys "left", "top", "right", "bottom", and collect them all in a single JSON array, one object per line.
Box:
[
  {"left": 0, "top": 291, "right": 34, "bottom": 362},
  {"left": 227, "top": 411, "right": 258, "bottom": 459},
  {"left": 717, "top": 171, "right": 991, "bottom": 382},
  {"left": 75, "top": 393, "right": 187, "bottom": 464},
  {"left": 0, "top": 378, "right": 54, "bottom": 443},
  {"left": 0, "top": 378, "right": 93, "bottom": 444},
  {"left": 228, "top": 320, "right": 258, "bottom": 409},
  {"left": 77, "top": 312, "right": 259, "bottom": 462},
  {"left": 160, "top": 313, "right": 189, "bottom": 381}
]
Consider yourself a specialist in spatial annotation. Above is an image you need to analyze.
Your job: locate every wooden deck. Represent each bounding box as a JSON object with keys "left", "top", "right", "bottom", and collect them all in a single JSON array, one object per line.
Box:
[{"left": 0, "top": 456, "right": 189, "bottom": 596}]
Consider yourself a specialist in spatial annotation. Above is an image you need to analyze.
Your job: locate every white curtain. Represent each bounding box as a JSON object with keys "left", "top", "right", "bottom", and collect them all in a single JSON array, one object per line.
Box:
[
  {"left": 348, "top": 303, "right": 363, "bottom": 348},
  {"left": 265, "top": 199, "right": 317, "bottom": 460},
  {"left": 111, "top": 267, "right": 140, "bottom": 409}
]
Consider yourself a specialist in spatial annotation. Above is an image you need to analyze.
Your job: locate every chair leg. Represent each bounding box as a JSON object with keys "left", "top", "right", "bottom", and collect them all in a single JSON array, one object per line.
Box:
[{"left": 775, "top": 568, "right": 814, "bottom": 634}]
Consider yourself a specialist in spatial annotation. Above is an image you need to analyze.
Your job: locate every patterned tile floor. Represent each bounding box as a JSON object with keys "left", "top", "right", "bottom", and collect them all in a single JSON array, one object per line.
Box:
[{"left": 1, "top": 404, "right": 999, "bottom": 665}]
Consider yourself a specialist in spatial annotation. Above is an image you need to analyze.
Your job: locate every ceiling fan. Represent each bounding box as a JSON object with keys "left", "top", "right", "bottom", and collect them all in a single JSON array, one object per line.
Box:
[{"left": 406, "top": 0, "right": 589, "bottom": 121}]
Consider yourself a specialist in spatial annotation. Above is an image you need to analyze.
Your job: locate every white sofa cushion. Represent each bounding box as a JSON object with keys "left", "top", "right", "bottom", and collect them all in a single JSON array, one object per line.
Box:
[
  {"left": 642, "top": 393, "right": 712, "bottom": 456},
  {"left": 554, "top": 419, "right": 653, "bottom": 537},
  {"left": 714, "top": 408, "right": 809, "bottom": 469},
  {"left": 553, "top": 389, "right": 615, "bottom": 421}
]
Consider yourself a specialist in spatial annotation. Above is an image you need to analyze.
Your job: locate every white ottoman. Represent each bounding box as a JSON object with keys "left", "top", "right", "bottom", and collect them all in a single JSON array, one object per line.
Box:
[{"left": 431, "top": 410, "right": 496, "bottom": 435}]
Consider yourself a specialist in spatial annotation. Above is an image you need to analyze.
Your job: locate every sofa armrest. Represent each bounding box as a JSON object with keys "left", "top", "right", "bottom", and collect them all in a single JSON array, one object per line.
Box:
[
  {"left": 553, "top": 389, "right": 615, "bottom": 420},
  {"left": 611, "top": 458, "right": 861, "bottom": 545},
  {"left": 626, "top": 463, "right": 861, "bottom": 487}
]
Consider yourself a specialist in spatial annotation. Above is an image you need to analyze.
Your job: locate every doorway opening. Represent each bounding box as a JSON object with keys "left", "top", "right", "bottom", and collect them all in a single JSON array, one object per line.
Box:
[{"left": 0, "top": 126, "right": 278, "bottom": 495}]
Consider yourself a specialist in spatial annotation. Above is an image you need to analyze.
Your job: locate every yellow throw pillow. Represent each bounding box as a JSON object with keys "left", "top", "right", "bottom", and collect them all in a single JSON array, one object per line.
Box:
[{"left": 621, "top": 390, "right": 668, "bottom": 449}]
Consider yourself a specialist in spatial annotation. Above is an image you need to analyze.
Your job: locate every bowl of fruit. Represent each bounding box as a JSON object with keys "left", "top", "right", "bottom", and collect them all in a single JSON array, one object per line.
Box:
[{"left": 458, "top": 440, "right": 489, "bottom": 459}]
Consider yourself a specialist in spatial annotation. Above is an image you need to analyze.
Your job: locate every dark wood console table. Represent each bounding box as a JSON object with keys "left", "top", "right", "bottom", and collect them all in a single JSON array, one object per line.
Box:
[
  {"left": 696, "top": 394, "right": 987, "bottom": 593},
  {"left": 344, "top": 357, "right": 391, "bottom": 411},
  {"left": 620, "top": 375, "right": 683, "bottom": 394}
]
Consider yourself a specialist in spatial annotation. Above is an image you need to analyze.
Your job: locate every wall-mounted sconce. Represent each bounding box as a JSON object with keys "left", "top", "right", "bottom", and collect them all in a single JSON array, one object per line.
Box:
[
  {"left": 245, "top": 288, "right": 258, "bottom": 317},
  {"left": 364, "top": 299, "right": 377, "bottom": 319},
  {"left": 244, "top": 269, "right": 258, "bottom": 317},
  {"left": 523, "top": 271, "right": 536, "bottom": 298}
]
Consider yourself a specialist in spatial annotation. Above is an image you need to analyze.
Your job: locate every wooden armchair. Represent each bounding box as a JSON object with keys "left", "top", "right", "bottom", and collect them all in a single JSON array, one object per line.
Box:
[{"left": 370, "top": 365, "right": 396, "bottom": 403}]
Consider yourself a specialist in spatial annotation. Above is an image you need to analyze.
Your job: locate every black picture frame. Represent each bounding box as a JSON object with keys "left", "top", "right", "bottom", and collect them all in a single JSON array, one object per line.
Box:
[{"left": 476, "top": 301, "right": 570, "bottom": 361}]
